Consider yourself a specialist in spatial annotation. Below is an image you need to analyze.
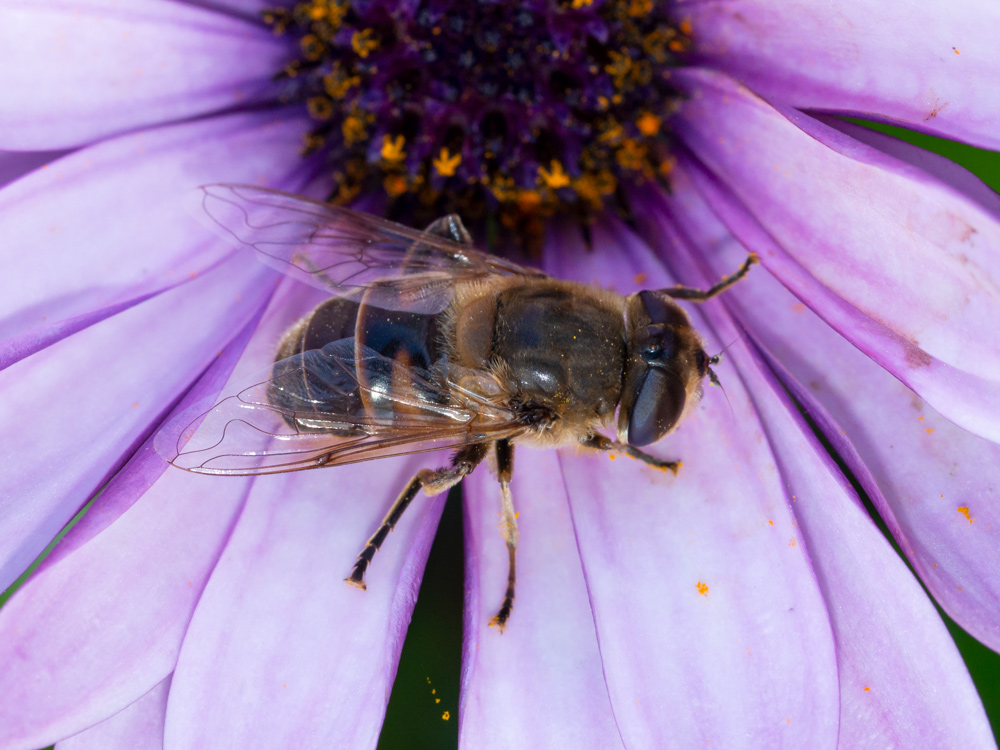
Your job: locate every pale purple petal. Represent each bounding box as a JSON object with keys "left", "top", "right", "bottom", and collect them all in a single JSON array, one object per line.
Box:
[
  {"left": 56, "top": 677, "right": 171, "bottom": 750},
  {"left": 682, "top": 0, "right": 1000, "bottom": 151},
  {"left": 164, "top": 458, "right": 443, "bottom": 748},
  {"left": 0, "top": 456, "right": 250, "bottom": 750},
  {"left": 672, "top": 68, "right": 1000, "bottom": 443},
  {"left": 648, "top": 197, "right": 997, "bottom": 745},
  {"left": 460, "top": 449, "right": 623, "bottom": 749},
  {"left": 812, "top": 116, "right": 1000, "bottom": 219},
  {"left": 0, "top": 253, "right": 275, "bottom": 593},
  {"left": 744, "top": 353, "right": 996, "bottom": 748},
  {"left": 647, "top": 169, "right": 1000, "bottom": 651},
  {"left": 0, "top": 149, "right": 67, "bottom": 189},
  {"left": 0, "top": 275, "right": 340, "bottom": 748},
  {"left": 549, "top": 220, "right": 839, "bottom": 747},
  {"left": 0, "top": 0, "right": 289, "bottom": 149},
  {"left": 0, "top": 110, "right": 310, "bottom": 370}
]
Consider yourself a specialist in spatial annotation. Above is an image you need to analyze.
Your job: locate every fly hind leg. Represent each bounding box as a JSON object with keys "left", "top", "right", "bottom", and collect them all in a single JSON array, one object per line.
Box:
[
  {"left": 580, "top": 434, "right": 681, "bottom": 475},
  {"left": 346, "top": 442, "right": 489, "bottom": 589},
  {"left": 489, "top": 439, "right": 518, "bottom": 632}
]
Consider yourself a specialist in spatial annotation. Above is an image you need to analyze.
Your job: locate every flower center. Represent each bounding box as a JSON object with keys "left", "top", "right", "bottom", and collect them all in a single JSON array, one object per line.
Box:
[{"left": 264, "top": 0, "right": 690, "bottom": 241}]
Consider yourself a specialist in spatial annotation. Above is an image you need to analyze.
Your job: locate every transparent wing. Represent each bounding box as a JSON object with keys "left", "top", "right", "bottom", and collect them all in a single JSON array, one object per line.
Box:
[
  {"left": 154, "top": 339, "right": 526, "bottom": 475},
  {"left": 198, "top": 184, "right": 546, "bottom": 312}
]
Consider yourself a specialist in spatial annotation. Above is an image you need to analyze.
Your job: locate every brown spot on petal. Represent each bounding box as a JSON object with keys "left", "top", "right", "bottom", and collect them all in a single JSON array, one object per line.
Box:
[
  {"left": 905, "top": 344, "right": 933, "bottom": 369},
  {"left": 925, "top": 99, "right": 949, "bottom": 120}
]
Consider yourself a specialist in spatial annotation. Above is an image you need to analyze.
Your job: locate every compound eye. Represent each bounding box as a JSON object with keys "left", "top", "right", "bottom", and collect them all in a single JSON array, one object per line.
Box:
[
  {"left": 626, "top": 367, "right": 686, "bottom": 446},
  {"left": 639, "top": 324, "right": 675, "bottom": 363}
]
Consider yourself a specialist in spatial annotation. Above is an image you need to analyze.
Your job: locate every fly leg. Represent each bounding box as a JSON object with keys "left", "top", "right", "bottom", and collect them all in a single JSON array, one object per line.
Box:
[
  {"left": 488, "top": 438, "right": 518, "bottom": 633},
  {"left": 346, "top": 442, "right": 489, "bottom": 590},
  {"left": 661, "top": 254, "right": 757, "bottom": 302},
  {"left": 580, "top": 434, "right": 681, "bottom": 475}
]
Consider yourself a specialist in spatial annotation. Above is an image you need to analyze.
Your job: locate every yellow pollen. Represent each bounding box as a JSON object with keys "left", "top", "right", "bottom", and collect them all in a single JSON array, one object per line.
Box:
[
  {"left": 605, "top": 50, "right": 633, "bottom": 87},
  {"left": 696, "top": 581, "right": 709, "bottom": 596},
  {"left": 571, "top": 0, "right": 594, "bottom": 7},
  {"left": 616, "top": 139, "right": 647, "bottom": 170},
  {"left": 300, "top": 34, "right": 324, "bottom": 61},
  {"left": 341, "top": 115, "right": 366, "bottom": 146},
  {"left": 517, "top": 189, "right": 543, "bottom": 211},
  {"left": 680, "top": 19, "right": 694, "bottom": 36},
  {"left": 599, "top": 123, "right": 624, "bottom": 143},
  {"left": 433, "top": 148, "right": 462, "bottom": 176},
  {"left": 352, "top": 28, "right": 379, "bottom": 58},
  {"left": 538, "top": 160, "right": 571, "bottom": 189},
  {"left": 957, "top": 506, "right": 973, "bottom": 523},
  {"left": 383, "top": 173, "right": 408, "bottom": 196},
  {"left": 323, "top": 63, "right": 359, "bottom": 99},
  {"left": 307, "top": 96, "right": 333, "bottom": 120},
  {"left": 628, "top": 0, "right": 652, "bottom": 16},
  {"left": 381, "top": 134, "right": 407, "bottom": 162},
  {"left": 636, "top": 111, "right": 661, "bottom": 136}
]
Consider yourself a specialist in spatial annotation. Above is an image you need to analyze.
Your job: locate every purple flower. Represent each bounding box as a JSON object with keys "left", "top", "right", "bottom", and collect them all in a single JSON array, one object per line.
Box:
[{"left": 1, "top": 0, "right": 999, "bottom": 747}]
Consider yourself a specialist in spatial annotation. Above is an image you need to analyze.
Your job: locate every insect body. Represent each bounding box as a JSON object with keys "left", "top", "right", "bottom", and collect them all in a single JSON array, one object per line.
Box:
[{"left": 157, "top": 185, "right": 756, "bottom": 631}]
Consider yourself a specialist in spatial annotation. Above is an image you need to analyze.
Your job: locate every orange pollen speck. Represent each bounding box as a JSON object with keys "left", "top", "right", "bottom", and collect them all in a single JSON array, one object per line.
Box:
[
  {"left": 442, "top": 711, "right": 451, "bottom": 721},
  {"left": 433, "top": 148, "right": 462, "bottom": 176},
  {"left": 925, "top": 428, "right": 935, "bottom": 434},
  {"left": 957, "top": 506, "right": 973, "bottom": 523},
  {"left": 696, "top": 581, "right": 709, "bottom": 596},
  {"left": 380, "top": 134, "right": 406, "bottom": 162},
  {"left": 636, "top": 111, "right": 661, "bottom": 136},
  {"left": 538, "top": 160, "right": 571, "bottom": 188},
  {"left": 863, "top": 686, "right": 871, "bottom": 692}
]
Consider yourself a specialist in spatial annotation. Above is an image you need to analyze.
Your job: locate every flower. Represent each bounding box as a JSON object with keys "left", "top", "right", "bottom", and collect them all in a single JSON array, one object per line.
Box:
[{"left": 1, "top": 0, "right": 999, "bottom": 747}]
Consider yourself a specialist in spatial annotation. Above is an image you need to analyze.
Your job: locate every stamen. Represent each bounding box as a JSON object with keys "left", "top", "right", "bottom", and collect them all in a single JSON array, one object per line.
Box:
[{"left": 263, "top": 0, "right": 692, "bottom": 241}]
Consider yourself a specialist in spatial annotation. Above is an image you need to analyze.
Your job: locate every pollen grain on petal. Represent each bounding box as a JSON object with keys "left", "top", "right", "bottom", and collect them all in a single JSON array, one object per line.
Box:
[
  {"left": 957, "top": 506, "right": 973, "bottom": 523},
  {"left": 696, "top": 581, "right": 709, "bottom": 596}
]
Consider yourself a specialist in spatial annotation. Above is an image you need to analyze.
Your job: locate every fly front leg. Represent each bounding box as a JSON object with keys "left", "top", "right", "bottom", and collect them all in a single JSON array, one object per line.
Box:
[
  {"left": 489, "top": 438, "right": 518, "bottom": 633},
  {"left": 661, "top": 254, "right": 758, "bottom": 302},
  {"left": 346, "top": 441, "right": 489, "bottom": 590},
  {"left": 580, "top": 434, "right": 681, "bottom": 475}
]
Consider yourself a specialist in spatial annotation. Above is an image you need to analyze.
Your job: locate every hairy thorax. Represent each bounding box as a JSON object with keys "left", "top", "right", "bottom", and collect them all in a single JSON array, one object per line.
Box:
[{"left": 447, "top": 277, "right": 626, "bottom": 447}]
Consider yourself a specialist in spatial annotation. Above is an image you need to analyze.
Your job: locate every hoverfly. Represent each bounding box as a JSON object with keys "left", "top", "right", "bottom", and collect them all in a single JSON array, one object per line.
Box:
[{"left": 155, "top": 184, "right": 756, "bottom": 631}]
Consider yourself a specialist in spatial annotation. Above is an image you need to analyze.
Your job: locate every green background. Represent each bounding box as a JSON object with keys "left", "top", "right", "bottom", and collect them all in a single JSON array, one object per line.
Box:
[{"left": 1, "top": 119, "right": 999, "bottom": 748}]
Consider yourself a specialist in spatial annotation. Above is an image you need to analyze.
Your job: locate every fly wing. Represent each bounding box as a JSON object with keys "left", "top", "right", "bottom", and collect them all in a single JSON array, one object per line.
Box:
[
  {"left": 198, "top": 184, "right": 546, "bottom": 312},
  {"left": 154, "top": 339, "right": 526, "bottom": 475}
]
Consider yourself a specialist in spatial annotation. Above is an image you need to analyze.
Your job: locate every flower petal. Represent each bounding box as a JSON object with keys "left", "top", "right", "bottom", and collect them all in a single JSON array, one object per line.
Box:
[
  {"left": 0, "top": 149, "right": 67, "bottom": 189},
  {"left": 56, "top": 677, "right": 172, "bottom": 750},
  {"left": 460, "top": 449, "right": 624, "bottom": 749},
  {"left": 0, "top": 274, "right": 341, "bottom": 748},
  {"left": 812, "top": 116, "right": 1000, "bottom": 219},
  {"left": 682, "top": 0, "right": 1000, "bottom": 151},
  {"left": 672, "top": 68, "right": 1000, "bottom": 443},
  {"left": 0, "top": 252, "right": 274, "bottom": 593},
  {"left": 644, "top": 187, "right": 996, "bottom": 744},
  {"left": 548, "top": 220, "right": 840, "bottom": 747},
  {"left": 744, "top": 354, "right": 996, "bottom": 747},
  {"left": 647, "top": 169, "right": 1000, "bottom": 653},
  {"left": 0, "top": 110, "right": 310, "bottom": 370},
  {"left": 0, "top": 450, "right": 251, "bottom": 750},
  {"left": 163, "top": 458, "right": 443, "bottom": 748},
  {"left": 0, "top": 0, "right": 289, "bottom": 149}
]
